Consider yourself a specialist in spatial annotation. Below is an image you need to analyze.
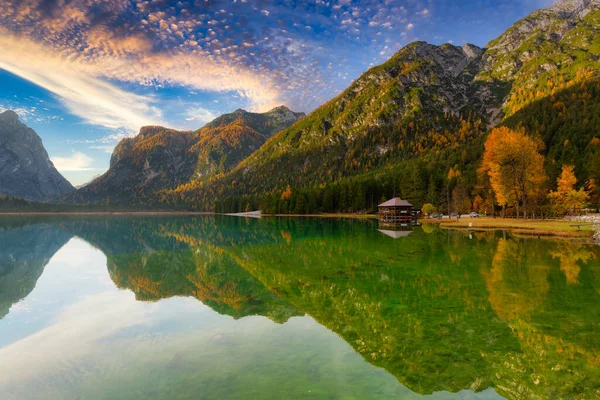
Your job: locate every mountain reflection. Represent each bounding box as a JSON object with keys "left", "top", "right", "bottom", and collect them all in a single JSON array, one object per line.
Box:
[
  {"left": 1, "top": 215, "right": 599, "bottom": 399},
  {"left": 0, "top": 218, "right": 72, "bottom": 318}
]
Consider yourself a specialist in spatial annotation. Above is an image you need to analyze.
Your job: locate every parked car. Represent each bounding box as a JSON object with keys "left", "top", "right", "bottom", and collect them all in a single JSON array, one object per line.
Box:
[
  {"left": 430, "top": 213, "right": 444, "bottom": 219},
  {"left": 470, "top": 212, "right": 480, "bottom": 218}
]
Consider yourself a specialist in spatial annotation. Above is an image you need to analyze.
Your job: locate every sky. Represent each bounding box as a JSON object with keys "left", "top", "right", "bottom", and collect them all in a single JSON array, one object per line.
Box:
[{"left": 0, "top": 0, "right": 554, "bottom": 185}]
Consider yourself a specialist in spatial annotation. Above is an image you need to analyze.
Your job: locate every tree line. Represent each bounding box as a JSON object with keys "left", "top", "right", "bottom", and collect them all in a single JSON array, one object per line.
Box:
[{"left": 215, "top": 126, "right": 600, "bottom": 217}]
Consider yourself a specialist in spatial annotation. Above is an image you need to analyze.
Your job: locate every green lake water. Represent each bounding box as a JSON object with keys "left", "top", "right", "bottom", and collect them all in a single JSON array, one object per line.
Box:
[{"left": 0, "top": 216, "right": 599, "bottom": 399}]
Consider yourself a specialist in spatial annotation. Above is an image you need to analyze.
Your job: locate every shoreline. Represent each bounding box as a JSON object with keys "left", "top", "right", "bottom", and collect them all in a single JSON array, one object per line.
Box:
[
  {"left": 0, "top": 211, "right": 215, "bottom": 216},
  {"left": 0, "top": 211, "right": 596, "bottom": 240},
  {"left": 0, "top": 211, "right": 377, "bottom": 218},
  {"left": 422, "top": 217, "right": 596, "bottom": 240}
]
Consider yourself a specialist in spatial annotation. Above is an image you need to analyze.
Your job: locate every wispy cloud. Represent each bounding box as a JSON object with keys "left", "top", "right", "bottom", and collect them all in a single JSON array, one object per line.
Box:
[
  {"left": 184, "top": 107, "right": 218, "bottom": 125},
  {"left": 89, "top": 145, "right": 117, "bottom": 154},
  {"left": 0, "top": 0, "right": 283, "bottom": 131},
  {"left": 0, "top": 33, "right": 164, "bottom": 131},
  {"left": 51, "top": 152, "right": 98, "bottom": 172},
  {"left": 0, "top": 102, "right": 63, "bottom": 124}
]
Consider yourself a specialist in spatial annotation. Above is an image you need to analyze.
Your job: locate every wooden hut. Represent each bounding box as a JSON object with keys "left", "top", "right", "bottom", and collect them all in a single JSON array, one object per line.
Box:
[{"left": 378, "top": 198, "right": 414, "bottom": 224}]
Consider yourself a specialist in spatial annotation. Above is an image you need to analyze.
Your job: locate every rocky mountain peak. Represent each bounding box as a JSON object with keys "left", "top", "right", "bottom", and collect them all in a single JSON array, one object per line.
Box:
[
  {"left": 550, "top": 0, "right": 600, "bottom": 18},
  {"left": 406, "top": 41, "right": 482, "bottom": 77},
  {"left": 264, "top": 105, "right": 306, "bottom": 123},
  {"left": 0, "top": 110, "right": 19, "bottom": 124},
  {"left": 139, "top": 125, "right": 169, "bottom": 138},
  {"left": 266, "top": 105, "right": 291, "bottom": 113},
  {"left": 462, "top": 43, "right": 484, "bottom": 60}
]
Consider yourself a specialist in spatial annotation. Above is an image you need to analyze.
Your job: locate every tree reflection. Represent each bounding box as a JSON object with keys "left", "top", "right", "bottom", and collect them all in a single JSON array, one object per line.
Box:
[
  {"left": 549, "top": 241, "right": 595, "bottom": 285},
  {"left": 483, "top": 238, "right": 549, "bottom": 320}
]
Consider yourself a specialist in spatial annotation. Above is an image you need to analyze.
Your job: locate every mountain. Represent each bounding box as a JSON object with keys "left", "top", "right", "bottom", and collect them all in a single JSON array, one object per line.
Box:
[
  {"left": 205, "top": 41, "right": 488, "bottom": 191},
  {"left": 0, "top": 111, "right": 74, "bottom": 201},
  {"left": 478, "top": 0, "right": 600, "bottom": 179},
  {"left": 64, "top": 126, "right": 197, "bottom": 206},
  {"left": 164, "top": 0, "right": 600, "bottom": 212},
  {"left": 63, "top": 106, "right": 304, "bottom": 206},
  {"left": 191, "top": 106, "right": 305, "bottom": 178}
]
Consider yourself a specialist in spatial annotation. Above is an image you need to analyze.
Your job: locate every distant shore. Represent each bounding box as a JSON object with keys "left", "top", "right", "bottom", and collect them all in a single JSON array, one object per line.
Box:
[
  {"left": 423, "top": 217, "right": 597, "bottom": 239},
  {"left": 0, "top": 211, "right": 215, "bottom": 216}
]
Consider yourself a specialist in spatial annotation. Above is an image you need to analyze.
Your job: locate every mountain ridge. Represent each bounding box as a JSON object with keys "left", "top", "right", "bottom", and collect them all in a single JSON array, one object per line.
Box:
[
  {"left": 0, "top": 111, "right": 74, "bottom": 201},
  {"left": 63, "top": 106, "right": 304, "bottom": 205}
]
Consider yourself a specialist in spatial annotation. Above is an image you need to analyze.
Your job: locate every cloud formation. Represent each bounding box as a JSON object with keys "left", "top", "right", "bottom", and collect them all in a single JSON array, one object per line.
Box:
[
  {"left": 0, "top": 32, "right": 163, "bottom": 131},
  {"left": 51, "top": 151, "right": 97, "bottom": 172},
  {"left": 0, "top": 0, "right": 282, "bottom": 131}
]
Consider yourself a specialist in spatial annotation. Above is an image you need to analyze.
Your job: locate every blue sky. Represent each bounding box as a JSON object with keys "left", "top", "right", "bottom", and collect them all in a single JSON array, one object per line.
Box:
[{"left": 0, "top": 0, "right": 553, "bottom": 185}]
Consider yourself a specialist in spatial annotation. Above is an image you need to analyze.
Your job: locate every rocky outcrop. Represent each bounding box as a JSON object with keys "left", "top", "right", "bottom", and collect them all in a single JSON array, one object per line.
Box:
[
  {"left": 0, "top": 111, "right": 74, "bottom": 201},
  {"left": 550, "top": 0, "right": 600, "bottom": 18}
]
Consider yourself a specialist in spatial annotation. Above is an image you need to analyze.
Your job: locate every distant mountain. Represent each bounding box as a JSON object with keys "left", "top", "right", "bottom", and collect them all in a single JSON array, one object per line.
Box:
[
  {"left": 191, "top": 106, "right": 305, "bottom": 178},
  {"left": 63, "top": 106, "right": 304, "bottom": 206},
  {"left": 165, "top": 0, "right": 600, "bottom": 212},
  {"left": 64, "top": 126, "right": 197, "bottom": 206},
  {"left": 0, "top": 111, "right": 74, "bottom": 201}
]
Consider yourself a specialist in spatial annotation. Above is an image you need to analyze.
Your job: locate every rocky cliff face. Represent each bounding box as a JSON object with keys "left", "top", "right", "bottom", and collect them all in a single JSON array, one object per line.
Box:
[
  {"left": 64, "top": 106, "right": 303, "bottom": 206},
  {"left": 64, "top": 126, "right": 197, "bottom": 205},
  {"left": 0, "top": 111, "right": 74, "bottom": 201}
]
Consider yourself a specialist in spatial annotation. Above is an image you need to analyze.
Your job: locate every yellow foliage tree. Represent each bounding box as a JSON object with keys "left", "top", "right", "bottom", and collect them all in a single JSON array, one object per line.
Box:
[
  {"left": 481, "top": 127, "right": 546, "bottom": 218},
  {"left": 421, "top": 203, "right": 437, "bottom": 215},
  {"left": 548, "top": 165, "right": 590, "bottom": 215},
  {"left": 281, "top": 185, "right": 292, "bottom": 201}
]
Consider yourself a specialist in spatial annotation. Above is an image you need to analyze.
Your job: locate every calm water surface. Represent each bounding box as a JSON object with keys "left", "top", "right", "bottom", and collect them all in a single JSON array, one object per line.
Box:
[{"left": 0, "top": 216, "right": 599, "bottom": 400}]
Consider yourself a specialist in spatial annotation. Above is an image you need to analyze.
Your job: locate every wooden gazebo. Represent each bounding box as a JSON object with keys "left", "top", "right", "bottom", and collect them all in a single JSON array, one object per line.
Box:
[{"left": 378, "top": 198, "right": 414, "bottom": 224}]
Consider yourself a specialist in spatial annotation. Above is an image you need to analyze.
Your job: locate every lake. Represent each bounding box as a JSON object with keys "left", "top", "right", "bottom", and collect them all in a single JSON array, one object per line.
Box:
[{"left": 0, "top": 216, "right": 598, "bottom": 400}]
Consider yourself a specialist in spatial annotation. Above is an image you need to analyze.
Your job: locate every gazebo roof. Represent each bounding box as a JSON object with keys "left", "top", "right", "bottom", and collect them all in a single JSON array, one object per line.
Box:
[{"left": 377, "top": 198, "right": 413, "bottom": 208}]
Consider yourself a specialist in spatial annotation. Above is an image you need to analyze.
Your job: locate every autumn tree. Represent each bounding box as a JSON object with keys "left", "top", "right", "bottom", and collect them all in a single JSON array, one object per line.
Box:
[
  {"left": 548, "top": 165, "right": 589, "bottom": 215},
  {"left": 481, "top": 127, "right": 546, "bottom": 218},
  {"left": 421, "top": 203, "right": 436, "bottom": 216},
  {"left": 281, "top": 186, "right": 292, "bottom": 201}
]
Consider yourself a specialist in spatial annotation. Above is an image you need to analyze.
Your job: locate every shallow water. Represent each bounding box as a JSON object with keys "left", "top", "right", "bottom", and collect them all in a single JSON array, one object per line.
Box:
[{"left": 0, "top": 216, "right": 598, "bottom": 399}]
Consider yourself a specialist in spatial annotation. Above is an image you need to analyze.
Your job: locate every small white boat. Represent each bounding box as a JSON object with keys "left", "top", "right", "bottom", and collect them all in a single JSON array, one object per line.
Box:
[{"left": 224, "top": 210, "right": 262, "bottom": 219}]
